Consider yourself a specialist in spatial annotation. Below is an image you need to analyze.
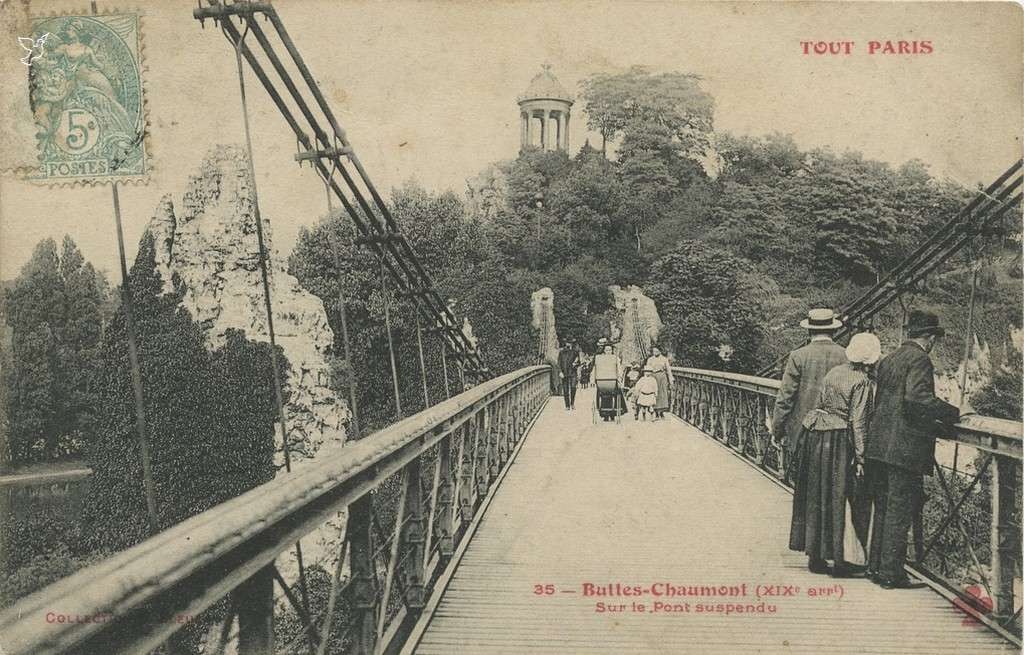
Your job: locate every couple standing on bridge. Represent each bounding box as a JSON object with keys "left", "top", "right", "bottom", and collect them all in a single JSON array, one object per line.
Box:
[{"left": 772, "top": 308, "right": 960, "bottom": 588}]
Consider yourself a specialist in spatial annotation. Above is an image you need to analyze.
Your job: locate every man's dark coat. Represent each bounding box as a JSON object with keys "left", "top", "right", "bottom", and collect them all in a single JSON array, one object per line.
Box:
[
  {"left": 866, "top": 341, "right": 959, "bottom": 475},
  {"left": 558, "top": 347, "right": 579, "bottom": 379}
]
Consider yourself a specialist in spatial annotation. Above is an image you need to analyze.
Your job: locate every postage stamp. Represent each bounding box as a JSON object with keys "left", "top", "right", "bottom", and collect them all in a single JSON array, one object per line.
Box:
[{"left": 26, "top": 13, "right": 148, "bottom": 184}]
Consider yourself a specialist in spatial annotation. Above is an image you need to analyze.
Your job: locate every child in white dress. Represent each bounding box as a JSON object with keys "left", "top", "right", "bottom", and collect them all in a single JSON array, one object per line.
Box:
[{"left": 628, "top": 368, "right": 659, "bottom": 420}]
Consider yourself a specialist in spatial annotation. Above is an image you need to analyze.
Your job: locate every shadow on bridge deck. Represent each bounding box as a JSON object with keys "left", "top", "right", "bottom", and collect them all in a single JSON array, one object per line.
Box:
[{"left": 410, "top": 396, "right": 1016, "bottom": 654}]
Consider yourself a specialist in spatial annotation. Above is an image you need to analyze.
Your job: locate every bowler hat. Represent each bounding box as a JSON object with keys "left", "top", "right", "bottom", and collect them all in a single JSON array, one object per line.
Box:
[
  {"left": 905, "top": 310, "right": 946, "bottom": 338},
  {"left": 799, "top": 308, "right": 843, "bottom": 330}
]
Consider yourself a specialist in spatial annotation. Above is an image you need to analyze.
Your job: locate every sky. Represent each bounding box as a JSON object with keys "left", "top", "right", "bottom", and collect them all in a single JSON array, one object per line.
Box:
[{"left": 1, "top": 0, "right": 1021, "bottom": 280}]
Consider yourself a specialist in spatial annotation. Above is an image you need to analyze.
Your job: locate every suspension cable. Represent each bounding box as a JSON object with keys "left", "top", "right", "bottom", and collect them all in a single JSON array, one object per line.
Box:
[
  {"left": 953, "top": 243, "right": 984, "bottom": 475},
  {"left": 225, "top": 11, "right": 311, "bottom": 627},
  {"left": 112, "top": 183, "right": 159, "bottom": 535},
  {"left": 415, "top": 312, "right": 431, "bottom": 408},
  {"left": 440, "top": 337, "right": 451, "bottom": 399},
  {"left": 325, "top": 187, "right": 362, "bottom": 438},
  {"left": 380, "top": 256, "right": 404, "bottom": 418}
]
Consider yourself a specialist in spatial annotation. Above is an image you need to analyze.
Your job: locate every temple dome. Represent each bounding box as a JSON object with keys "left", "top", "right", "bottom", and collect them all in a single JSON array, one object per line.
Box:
[{"left": 519, "top": 64, "right": 573, "bottom": 104}]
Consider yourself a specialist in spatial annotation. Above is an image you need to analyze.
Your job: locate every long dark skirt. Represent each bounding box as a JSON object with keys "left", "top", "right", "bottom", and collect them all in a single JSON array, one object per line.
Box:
[{"left": 788, "top": 427, "right": 870, "bottom": 563}]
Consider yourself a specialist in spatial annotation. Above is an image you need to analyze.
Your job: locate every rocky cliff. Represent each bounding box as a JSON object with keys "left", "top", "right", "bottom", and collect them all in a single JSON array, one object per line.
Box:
[
  {"left": 610, "top": 285, "right": 664, "bottom": 366},
  {"left": 465, "top": 162, "right": 510, "bottom": 222},
  {"left": 531, "top": 287, "right": 559, "bottom": 364},
  {"left": 147, "top": 145, "right": 349, "bottom": 467}
]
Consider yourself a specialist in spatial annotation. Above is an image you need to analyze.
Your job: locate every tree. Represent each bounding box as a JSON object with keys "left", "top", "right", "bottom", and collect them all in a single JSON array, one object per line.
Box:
[
  {"left": 3, "top": 237, "right": 107, "bottom": 462},
  {"left": 57, "top": 237, "right": 104, "bottom": 444},
  {"left": 580, "top": 66, "right": 714, "bottom": 158},
  {"left": 579, "top": 68, "right": 714, "bottom": 254},
  {"left": 291, "top": 182, "right": 538, "bottom": 433},
  {"left": 4, "top": 240, "right": 63, "bottom": 461},
  {"left": 83, "top": 235, "right": 280, "bottom": 553},
  {"left": 4, "top": 325, "right": 56, "bottom": 462},
  {"left": 647, "top": 241, "right": 765, "bottom": 371}
]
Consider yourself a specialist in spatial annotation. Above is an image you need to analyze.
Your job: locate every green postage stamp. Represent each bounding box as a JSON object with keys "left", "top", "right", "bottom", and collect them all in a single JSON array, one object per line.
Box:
[{"left": 27, "top": 13, "right": 148, "bottom": 184}]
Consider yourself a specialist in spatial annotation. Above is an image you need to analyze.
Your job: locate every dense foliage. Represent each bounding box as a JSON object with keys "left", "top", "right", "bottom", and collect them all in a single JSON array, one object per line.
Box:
[
  {"left": 971, "top": 355, "right": 1024, "bottom": 421},
  {"left": 82, "top": 235, "right": 281, "bottom": 552},
  {"left": 1, "top": 235, "right": 282, "bottom": 615},
  {"left": 290, "top": 183, "right": 537, "bottom": 433},
  {"left": 647, "top": 241, "right": 765, "bottom": 371},
  {"left": 2, "top": 237, "right": 109, "bottom": 464}
]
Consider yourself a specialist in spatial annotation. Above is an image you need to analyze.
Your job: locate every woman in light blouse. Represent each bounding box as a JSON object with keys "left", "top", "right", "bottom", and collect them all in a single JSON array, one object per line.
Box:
[
  {"left": 643, "top": 345, "right": 673, "bottom": 420},
  {"left": 788, "top": 332, "right": 879, "bottom": 578}
]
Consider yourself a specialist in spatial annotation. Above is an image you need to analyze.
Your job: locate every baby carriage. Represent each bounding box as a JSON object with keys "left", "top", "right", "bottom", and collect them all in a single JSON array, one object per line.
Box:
[{"left": 592, "top": 353, "right": 626, "bottom": 424}]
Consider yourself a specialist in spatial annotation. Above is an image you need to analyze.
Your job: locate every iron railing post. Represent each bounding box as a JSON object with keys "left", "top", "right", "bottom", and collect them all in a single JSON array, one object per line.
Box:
[
  {"left": 236, "top": 566, "right": 274, "bottom": 655},
  {"left": 403, "top": 458, "right": 426, "bottom": 611},
  {"left": 487, "top": 401, "right": 500, "bottom": 480},
  {"left": 436, "top": 433, "right": 455, "bottom": 559},
  {"left": 992, "top": 454, "right": 1020, "bottom": 619},
  {"left": 460, "top": 417, "right": 477, "bottom": 524},
  {"left": 348, "top": 496, "right": 377, "bottom": 655}
]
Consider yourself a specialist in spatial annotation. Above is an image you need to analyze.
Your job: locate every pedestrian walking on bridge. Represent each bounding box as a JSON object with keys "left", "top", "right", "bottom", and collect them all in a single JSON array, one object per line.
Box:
[
  {"left": 558, "top": 338, "right": 580, "bottom": 410},
  {"left": 644, "top": 345, "right": 673, "bottom": 420}
]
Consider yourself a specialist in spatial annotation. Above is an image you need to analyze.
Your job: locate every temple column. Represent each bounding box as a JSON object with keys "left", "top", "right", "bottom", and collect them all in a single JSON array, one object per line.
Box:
[
  {"left": 520, "top": 113, "right": 528, "bottom": 149},
  {"left": 563, "top": 112, "right": 570, "bottom": 150},
  {"left": 540, "top": 110, "right": 549, "bottom": 150}
]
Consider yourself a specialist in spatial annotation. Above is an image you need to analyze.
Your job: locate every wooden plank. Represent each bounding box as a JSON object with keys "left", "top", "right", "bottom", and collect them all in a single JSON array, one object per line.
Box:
[{"left": 414, "top": 397, "right": 1019, "bottom": 654}]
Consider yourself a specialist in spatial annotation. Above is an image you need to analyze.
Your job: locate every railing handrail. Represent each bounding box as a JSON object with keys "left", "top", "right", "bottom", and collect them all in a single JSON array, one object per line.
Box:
[
  {"left": 674, "top": 366, "right": 781, "bottom": 394},
  {"left": 672, "top": 366, "right": 1022, "bottom": 460},
  {"left": 0, "top": 365, "right": 550, "bottom": 654}
]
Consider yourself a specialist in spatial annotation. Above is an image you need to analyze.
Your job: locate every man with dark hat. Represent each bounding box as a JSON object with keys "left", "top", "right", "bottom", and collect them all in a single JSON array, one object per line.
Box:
[
  {"left": 772, "top": 308, "right": 847, "bottom": 572},
  {"left": 866, "top": 310, "right": 959, "bottom": 589},
  {"left": 557, "top": 337, "right": 581, "bottom": 411}
]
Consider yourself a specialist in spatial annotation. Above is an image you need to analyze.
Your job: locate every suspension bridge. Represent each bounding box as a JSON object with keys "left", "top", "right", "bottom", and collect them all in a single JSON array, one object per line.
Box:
[{"left": 0, "top": 2, "right": 1020, "bottom": 654}]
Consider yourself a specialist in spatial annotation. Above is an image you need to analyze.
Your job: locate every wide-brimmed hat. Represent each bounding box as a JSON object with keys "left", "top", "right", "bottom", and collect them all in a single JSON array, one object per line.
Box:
[
  {"left": 845, "top": 332, "right": 881, "bottom": 365},
  {"left": 799, "top": 308, "right": 843, "bottom": 330},
  {"left": 905, "top": 310, "right": 946, "bottom": 338}
]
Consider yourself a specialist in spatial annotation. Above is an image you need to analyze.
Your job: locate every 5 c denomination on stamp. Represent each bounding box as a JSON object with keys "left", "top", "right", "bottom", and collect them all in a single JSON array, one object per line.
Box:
[{"left": 27, "top": 12, "right": 148, "bottom": 184}]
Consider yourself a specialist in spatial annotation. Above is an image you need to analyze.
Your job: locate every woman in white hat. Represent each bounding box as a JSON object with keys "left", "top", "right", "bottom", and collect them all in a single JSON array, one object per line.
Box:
[{"left": 788, "top": 332, "right": 880, "bottom": 578}]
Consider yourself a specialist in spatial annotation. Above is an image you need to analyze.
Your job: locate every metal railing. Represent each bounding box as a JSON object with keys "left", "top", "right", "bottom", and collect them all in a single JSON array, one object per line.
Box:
[
  {"left": 670, "top": 366, "right": 1023, "bottom": 643},
  {"left": 0, "top": 366, "right": 550, "bottom": 655}
]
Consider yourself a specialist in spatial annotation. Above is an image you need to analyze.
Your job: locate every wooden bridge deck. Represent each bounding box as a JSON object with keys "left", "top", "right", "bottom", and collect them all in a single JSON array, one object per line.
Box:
[{"left": 411, "top": 395, "right": 1017, "bottom": 654}]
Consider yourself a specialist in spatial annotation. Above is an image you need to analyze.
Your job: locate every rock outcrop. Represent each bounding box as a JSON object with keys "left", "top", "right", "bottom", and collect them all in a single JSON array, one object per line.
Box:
[
  {"left": 610, "top": 285, "right": 664, "bottom": 366},
  {"left": 465, "top": 162, "right": 510, "bottom": 221},
  {"left": 531, "top": 287, "right": 559, "bottom": 392},
  {"left": 147, "top": 145, "right": 349, "bottom": 467},
  {"left": 531, "top": 287, "right": 559, "bottom": 363}
]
